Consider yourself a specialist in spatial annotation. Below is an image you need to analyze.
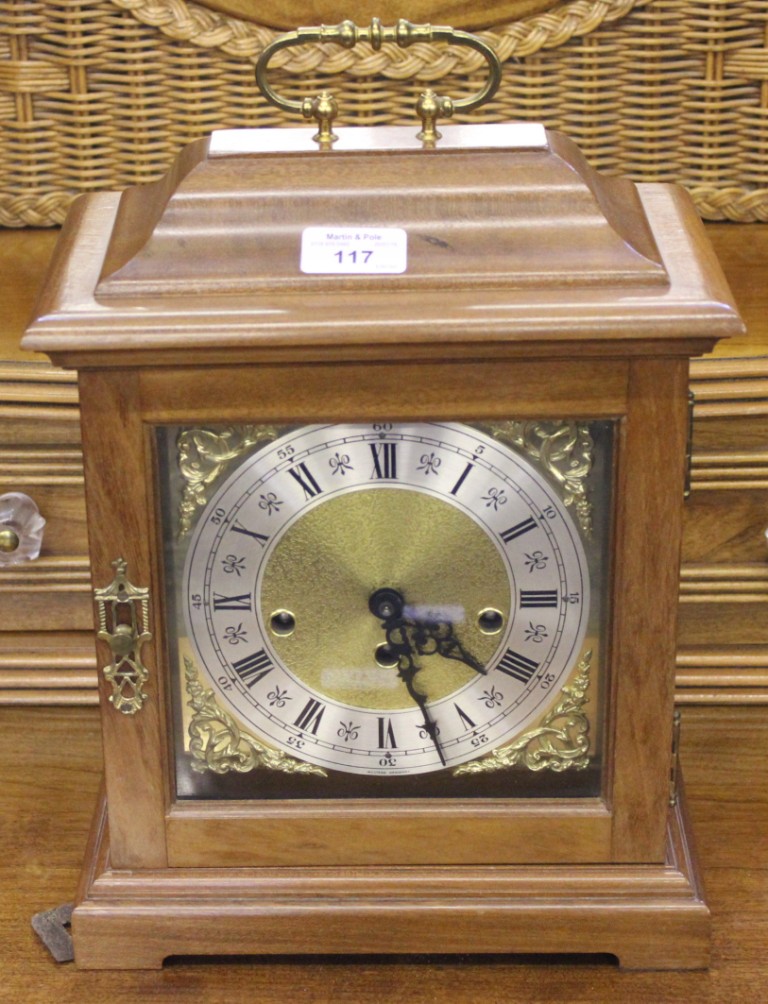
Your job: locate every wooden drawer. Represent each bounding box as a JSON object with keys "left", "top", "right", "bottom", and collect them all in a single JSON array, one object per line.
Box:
[
  {"left": 683, "top": 489, "right": 766, "bottom": 565},
  {"left": 678, "top": 368, "right": 768, "bottom": 704},
  {"left": 0, "top": 359, "right": 96, "bottom": 701},
  {"left": 0, "top": 230, "right": 97, "bottom": 702},
  {"left": 0, "top": 445, "right": 91, "bottom": 632},
  {"left": 0, "top": 631, "right": 96, "bottom": 705}
]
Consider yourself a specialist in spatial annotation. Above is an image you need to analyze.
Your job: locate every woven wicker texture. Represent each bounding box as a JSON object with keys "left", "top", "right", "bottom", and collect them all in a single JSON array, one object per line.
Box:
[{"left": 1, "top": 0, "right": 767, "bottom": 226}]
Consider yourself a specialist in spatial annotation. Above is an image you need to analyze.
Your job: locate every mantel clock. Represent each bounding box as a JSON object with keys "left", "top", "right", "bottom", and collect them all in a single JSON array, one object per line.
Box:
[{"left": 24, "top": 21, "right": 743, "bottom": 970}]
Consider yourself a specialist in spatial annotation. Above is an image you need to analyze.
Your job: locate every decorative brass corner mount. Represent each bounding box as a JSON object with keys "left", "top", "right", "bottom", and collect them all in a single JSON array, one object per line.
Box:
[
  {"left": 453, "top": 650, "right": 592, "bottom": 776},
  {"left": 185, "top": 658, "right": 326, "bottom": 776},
  {"left": 176, "top": 425, "right": 279, "bottom": 536},
  {"left": 491, "top": 420, "right": 595, "bottom": 537},
  {"left": 255, "top": 18, "right": 501, "bottom": 150},
  {"left": 93, "top": 558, "right": 152, "bottom": 715}
]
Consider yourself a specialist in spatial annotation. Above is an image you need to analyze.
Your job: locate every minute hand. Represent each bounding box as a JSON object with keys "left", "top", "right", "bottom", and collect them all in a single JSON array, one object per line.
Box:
[{"left": 384, "top": 618, "right": 446, "bottom": 766}]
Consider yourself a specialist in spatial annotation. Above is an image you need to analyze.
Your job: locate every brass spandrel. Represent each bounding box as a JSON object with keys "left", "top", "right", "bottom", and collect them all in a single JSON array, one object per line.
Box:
[
  {"left": 184, "top": 657, "right": 327, "bottom": 776},
  {"left": 177, "top": 425, "right": 279, "bottom": 536},
  {"left": 453, "top": 648, "right": 592, "bottom": 775},
  {"left": 490, "top": 421, "right": 594, "bottom": 537}
]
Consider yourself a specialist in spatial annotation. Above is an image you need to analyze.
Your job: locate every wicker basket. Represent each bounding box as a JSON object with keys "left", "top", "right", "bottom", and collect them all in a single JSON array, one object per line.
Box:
[{"left": 2, "top": 0, "right": 768, "bottom": 226}]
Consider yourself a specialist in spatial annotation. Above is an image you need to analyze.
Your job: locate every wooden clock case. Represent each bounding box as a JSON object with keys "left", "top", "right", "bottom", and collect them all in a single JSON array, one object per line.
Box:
[{"left": 24, "top": 123, "right": 743, "bottom": 969}]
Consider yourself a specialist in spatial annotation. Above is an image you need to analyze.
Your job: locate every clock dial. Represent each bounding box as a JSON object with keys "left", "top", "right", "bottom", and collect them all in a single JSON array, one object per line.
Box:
[{"left": 181, "top": 422, "right": 590, "bottom": 776}]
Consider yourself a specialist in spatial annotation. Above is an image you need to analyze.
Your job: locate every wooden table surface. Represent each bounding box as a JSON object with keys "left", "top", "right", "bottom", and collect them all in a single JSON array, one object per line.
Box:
[{"left": 0, "top": 703, "right": 766, "bottom": 1002}]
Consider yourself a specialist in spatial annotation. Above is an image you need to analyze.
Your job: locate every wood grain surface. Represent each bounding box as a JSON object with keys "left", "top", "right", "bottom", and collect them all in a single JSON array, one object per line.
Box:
[
  {"left": 0, "top": 206, "right": 765, "bottom": 363},
  {"left": 1, "top": 703, "right": 766, "bottom": 998}
]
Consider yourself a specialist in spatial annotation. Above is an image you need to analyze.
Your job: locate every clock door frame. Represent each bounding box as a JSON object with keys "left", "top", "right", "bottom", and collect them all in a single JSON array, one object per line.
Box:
[{"left": 79, "top": 349, "right": 689, "bottom": 871}]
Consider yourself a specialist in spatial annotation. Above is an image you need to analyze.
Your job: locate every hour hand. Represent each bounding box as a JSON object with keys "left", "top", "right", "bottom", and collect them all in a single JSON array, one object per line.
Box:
[
  {"left": 369, "top": 588, "right": 487, "bottom": 677},
  {"left": 411, "top": 618, "right": 487, "bottom": 676}
]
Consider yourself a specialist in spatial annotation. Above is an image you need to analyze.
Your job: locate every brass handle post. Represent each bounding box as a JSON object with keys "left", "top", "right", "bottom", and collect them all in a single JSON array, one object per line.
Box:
[{"left": 255, "top": 18, "right": 501, "bottom": 150}]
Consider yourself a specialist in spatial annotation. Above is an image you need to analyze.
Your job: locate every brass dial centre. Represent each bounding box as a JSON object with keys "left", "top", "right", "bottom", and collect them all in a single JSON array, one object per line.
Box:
[{"left": 259, "top": 488, "right": 511, "bottom": 711}]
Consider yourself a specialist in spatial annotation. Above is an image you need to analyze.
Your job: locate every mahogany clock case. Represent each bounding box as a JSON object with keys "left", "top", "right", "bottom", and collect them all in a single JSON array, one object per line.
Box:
[{"left": 22, "top": 125, "right": 743, "bottom": 968}]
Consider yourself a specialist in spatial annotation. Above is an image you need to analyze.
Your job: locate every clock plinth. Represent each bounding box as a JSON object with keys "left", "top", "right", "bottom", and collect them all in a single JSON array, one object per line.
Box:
[
  {"left": 73, "top": 782, "right": 708, "bottom": 971},
  {"left": 24, "top": 123, "right": 742, "bottom": 970}
]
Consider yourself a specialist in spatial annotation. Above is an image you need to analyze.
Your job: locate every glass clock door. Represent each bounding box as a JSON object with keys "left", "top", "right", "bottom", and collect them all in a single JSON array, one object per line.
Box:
[{"left": 156, "top": 419, "right": 614, "bottom": 805}]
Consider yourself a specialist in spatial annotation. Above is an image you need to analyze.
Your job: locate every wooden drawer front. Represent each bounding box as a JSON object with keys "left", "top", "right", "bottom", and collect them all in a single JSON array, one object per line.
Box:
[
  {"left": 691, "top": 410, "right": 768, "bottom": 455},
  {"left": 0, "top": 455, "right": 88, "bottom": 557},
  {"left": 677, "top": 401, "right": 768, "bottom": 703},
  {"left": 0, "top": 387, "right": 95, "bottom": 704},
  {"left": 0, "top": 631, "right": 97, "bottom": 704},
  {"left": 0, "top": 402, "right": 82, "bottom": 446},
  {"left": 0, "top": 560, "right": 92, "bottom": 631},
  {"left": 0, "top": 447, "right": 91, "bottom": 631},
  {"left": 683, "top": 490, "right": 766, "bottom": 564},
  {"left": 679, "top": 587, "right": 767, "bottom": 648}
]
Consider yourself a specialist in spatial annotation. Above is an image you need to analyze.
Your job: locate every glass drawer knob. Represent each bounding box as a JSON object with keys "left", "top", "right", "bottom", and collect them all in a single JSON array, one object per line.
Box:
[{"left": 0, "top": 492, "right": 46, "bottom": 565}]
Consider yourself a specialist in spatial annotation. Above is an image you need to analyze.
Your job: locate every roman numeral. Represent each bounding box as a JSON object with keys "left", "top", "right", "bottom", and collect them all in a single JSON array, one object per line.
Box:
[
  {"left": 230, "top": 520, "right": 269, "bottom": 546},
  {"left": 454, "top": 703, "right": 477, "bottom": 730},
  {"left": 377, "top": 716, "right": 398, "bottom": 748},
  {"left": 213, "top": 592, "right": 252, "bottom": 611},
  {"left": 294, "top": 698, "right": 325, "bottom": 734},
  {"left": 497, "top": 648, "right": 539, "bottom": 684},
  {"left": 500, "top": 517, "right": 537, "bottom": 543},
  {"left": 231, "top": 649, "right": 274, "bottom": 688},
  {"left": 288, "top": 462, "right": 322, "bottom": 499},
  {"left": 450, "top": 462, "right": 474, "bottom": 496},
  {"left": 520, "top": 590, "right": 559, "bottom": 608},
  {"left": 370, "top": 442, "right": 398, "bottom": 480}
]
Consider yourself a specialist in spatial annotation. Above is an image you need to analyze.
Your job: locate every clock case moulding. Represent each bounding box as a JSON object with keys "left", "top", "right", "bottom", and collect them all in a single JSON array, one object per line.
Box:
[{"left": 24, "top": 123, "right": 744, "bottom": 970}]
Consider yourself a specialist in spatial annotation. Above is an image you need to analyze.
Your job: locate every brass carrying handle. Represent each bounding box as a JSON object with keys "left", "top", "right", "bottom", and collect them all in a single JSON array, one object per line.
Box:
[{"left": 255, "top": 19, "right": 502, "bottom": 150}]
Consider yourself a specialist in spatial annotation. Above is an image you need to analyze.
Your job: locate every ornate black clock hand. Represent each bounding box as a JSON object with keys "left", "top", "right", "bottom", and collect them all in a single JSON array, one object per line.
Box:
[
  {"left": 410, "top": 618, "right": 487, "bottom": 676},
  {"left": 369, "top": 589, "right": 446, "bottom": 766},
  {"left": 369, "top": 588, "right": 487, "bottom": 677},
  {"left": 385, "top": 619, "right": 447, "bottom": 767}
]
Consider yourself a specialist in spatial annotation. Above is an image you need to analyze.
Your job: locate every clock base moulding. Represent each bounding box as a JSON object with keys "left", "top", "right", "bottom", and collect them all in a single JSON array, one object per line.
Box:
[{"left": 72, "top": 779, "right": 709, "bottom": 971}]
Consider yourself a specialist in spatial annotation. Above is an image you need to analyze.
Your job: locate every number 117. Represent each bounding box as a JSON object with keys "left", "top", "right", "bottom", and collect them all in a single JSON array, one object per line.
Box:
[{"left": 334, "top": 249, "right": 373, "bottom": 264}]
